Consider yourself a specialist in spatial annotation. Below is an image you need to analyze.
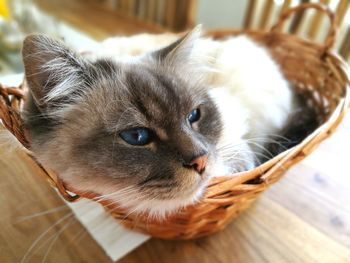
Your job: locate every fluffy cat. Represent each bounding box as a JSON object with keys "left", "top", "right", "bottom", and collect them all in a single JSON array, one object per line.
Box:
[{"left": 21, "top": 27, "right": 296, "bottom": 217}]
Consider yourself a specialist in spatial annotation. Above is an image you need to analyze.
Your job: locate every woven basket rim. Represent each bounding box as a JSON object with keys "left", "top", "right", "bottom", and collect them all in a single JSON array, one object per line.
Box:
[
  {"left": 0, "top": 3, "right": 349, "bottom": 205},
  {"left": 1, "top": 35, "right": 349, "bottom": 202}
]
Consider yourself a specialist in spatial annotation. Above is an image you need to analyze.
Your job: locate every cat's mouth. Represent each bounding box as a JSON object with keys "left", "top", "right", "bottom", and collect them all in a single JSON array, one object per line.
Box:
[
  {"left": 135, "top": 178, "right": 209, "bottom": 217},
  {"left": 142, "top": 163, "right": 214, "bottom": 202}
]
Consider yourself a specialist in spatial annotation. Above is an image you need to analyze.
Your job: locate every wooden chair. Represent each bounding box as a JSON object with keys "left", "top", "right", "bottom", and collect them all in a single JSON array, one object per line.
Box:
[
  {"left": 103, "top": 0, "right": 197, "bottom": 32},
  {"left": 244, "top": 0, "right": 350, "bottom": 61}
]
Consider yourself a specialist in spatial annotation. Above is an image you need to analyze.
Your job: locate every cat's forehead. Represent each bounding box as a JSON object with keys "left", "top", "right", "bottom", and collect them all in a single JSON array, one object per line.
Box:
[
  {"left": 123, "top": 64, "right": 198, "bottom": 103},
  {"left": 91, "top": 64, "right": 206, "bottom": 126},
  {"left": 91, "top": 58, "right": 204, "bottom": 103}
]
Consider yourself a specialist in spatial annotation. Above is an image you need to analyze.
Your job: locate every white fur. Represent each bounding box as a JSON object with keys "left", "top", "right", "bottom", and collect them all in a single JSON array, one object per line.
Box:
[
  {"left": 77, "top": 32, "right": 294, "bottom": 216},
  {"left": 27, "top": 31, "right": 295, "bottom": 217},
  {"left": 91, "top": 33, "right": 294, "bottom": 177},
  {"left": 204, "top": 36, "right": 294, "bottom": 172},
  {"left": 95, "top": 33, "right": 179, "bottom": 58}
]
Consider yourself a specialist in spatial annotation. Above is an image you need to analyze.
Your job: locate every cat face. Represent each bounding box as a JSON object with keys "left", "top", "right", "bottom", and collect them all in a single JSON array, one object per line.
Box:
[{"left": 22, "top": 29, "right": 226, "bottom": 217}]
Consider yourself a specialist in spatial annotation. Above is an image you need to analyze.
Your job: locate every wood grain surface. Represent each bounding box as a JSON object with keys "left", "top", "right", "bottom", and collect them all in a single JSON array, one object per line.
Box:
[
  {"left": 1, "top": 1, "right": 350, "bottom": 262},
  {"left": 34, "top": 0, "right": 164, "bottom": 40},
  {"left": 1, "top": 113, "right": 349, "bottom": 262},
  {"left": 0, "top": 135, "right": 111, "bottom": 263},
  {"left": 119, "top": 113, "right": 350, "bottom": 263}
]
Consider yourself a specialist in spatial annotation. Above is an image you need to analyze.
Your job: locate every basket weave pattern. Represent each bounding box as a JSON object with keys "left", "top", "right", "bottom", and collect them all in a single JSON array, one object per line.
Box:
[{"left": 0, "top": 3, "right": 349, "bottom": 239}]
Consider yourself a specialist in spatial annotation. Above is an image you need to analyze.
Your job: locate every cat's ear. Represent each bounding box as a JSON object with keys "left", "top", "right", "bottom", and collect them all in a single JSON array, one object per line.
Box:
[
  {"left": 153, "top": 25, "right": 202, "bottom": 65},
  {"left": 22, "top": 34, "right": 85, "bottom": 107}
]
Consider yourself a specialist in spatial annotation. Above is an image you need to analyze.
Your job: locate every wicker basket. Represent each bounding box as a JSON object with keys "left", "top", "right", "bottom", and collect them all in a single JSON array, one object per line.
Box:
[{"left": 0, "top": 3, "right": 349, "bottom": 240}]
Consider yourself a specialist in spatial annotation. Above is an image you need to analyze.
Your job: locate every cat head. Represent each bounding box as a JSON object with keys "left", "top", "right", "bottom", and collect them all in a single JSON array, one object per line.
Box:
[{"left": 21, "top": 28, "right": 233, "bottom": 217}]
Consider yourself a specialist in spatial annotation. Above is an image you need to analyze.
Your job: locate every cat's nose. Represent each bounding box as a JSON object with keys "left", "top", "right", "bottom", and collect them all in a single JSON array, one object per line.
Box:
[{"left": 183, "top": 154, "right": 208, "bottom": 174}]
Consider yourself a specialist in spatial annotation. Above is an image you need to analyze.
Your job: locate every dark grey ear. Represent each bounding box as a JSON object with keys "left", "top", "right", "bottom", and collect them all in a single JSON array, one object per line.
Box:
[
  {"left": 153, "top": 25, "right": 202, "bottom": 65},
  {"left": 22, "top": 34, "right": 85, "bottom": 107}
]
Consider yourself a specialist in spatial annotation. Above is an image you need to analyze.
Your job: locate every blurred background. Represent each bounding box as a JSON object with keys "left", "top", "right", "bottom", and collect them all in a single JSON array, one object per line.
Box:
[
  {"left": 0, "top": 0, "right": 349, "bottom": 77},
  {"left": 1, "top": 1, "right": 350, "bottom": 262}
]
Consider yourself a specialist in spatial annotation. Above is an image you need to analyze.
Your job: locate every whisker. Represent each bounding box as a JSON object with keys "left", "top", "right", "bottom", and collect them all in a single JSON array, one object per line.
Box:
[
  {"left": 16, "top": 205, "right": 70, "bottom": 222},
  {"left": 21, "top": 196, "right": 105, "bottom": 262},
  {"left": 41, "top": 219, "right": 77, "bottom": 263},
  {"left": 21, "top": 212, "right": 74, "bottom": 263}
]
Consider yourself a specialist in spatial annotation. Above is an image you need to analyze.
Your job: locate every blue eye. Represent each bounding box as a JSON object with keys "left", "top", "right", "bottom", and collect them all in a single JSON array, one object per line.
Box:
[
  {"left": 188, "top": 108, "right": 200, "bottom": 124},
  {"left": 120, "top": 128, "right": 152, "bottom": 146}
]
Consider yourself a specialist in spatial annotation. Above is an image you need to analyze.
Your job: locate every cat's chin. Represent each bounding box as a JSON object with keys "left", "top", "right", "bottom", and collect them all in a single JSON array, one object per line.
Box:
[
  {"left": 58, "top": 159, "right": 251, "bottom": 219},
  {"left": 58, "top": 168, "right": 212, "bottom": 219},
  {"left": 132, "top": 179, "right": 211, "bottom": 219},
  {"left": 117, "top": 165, "right": 236, "bottom": 219},
  {"left": 105, "top": 186, "right": 206, "bottom": 220}
]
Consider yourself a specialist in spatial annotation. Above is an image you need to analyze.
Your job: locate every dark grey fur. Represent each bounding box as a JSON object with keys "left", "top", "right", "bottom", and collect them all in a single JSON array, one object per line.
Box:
[{"left": 21, "top": 33, "right": 223, "bottom": 214}]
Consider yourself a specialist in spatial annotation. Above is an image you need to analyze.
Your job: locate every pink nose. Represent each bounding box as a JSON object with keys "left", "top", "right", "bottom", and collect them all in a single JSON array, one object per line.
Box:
[{"left": 189, "top": 155, "right": 208, "bottom": 174}]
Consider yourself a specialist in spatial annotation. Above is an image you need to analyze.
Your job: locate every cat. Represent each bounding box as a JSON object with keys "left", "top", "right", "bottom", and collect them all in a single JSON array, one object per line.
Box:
[{"left": 21, "top": 26, "right": 297, "bottom": 217}]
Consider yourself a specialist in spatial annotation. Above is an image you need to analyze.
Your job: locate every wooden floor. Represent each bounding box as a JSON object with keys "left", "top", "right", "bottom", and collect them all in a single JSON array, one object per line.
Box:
[
  {"left": 0, "top": 142, "right": 112, "bottom": 262},
  {"left": 1, "top": 114, "right": 350, "bottom": 263},
  {"left": 1, "top": 0, "right": 350, "bottom": 262}
]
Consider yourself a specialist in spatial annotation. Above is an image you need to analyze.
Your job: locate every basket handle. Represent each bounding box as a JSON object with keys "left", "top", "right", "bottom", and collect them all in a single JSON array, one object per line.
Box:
[{"left": 270, "top": 3, "right": 337, "bottom": 53}]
